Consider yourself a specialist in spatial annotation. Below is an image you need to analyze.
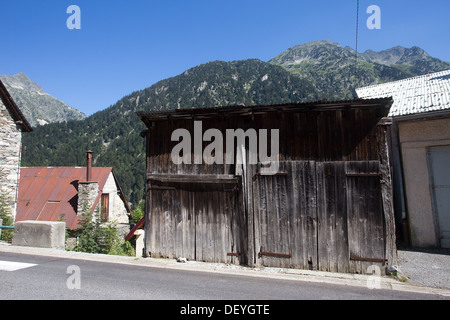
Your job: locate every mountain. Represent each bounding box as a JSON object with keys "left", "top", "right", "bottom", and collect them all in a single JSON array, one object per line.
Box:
[
  {"left": 21, "top": 59, "right": 318, "bottom": 205},
  {"left": 361, "top": 45, "right": 450, "bottom": 75},
  {"left": 106, "top": 59, "right": 318, "bottom": 117},
  {"left": 269, "top": 40, "right": 450, "bottom": 100},
  {"left": 20, "top": 42, "right": 450, "bottom": 206},
  {"left": 0, "top": 72, "right": 86, "bottom": 127}
]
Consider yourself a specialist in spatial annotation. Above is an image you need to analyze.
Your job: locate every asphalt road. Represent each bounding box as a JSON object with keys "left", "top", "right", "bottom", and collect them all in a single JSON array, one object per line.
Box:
[{"left": 0, "top": 251, "right": 447, "bottom": 303}]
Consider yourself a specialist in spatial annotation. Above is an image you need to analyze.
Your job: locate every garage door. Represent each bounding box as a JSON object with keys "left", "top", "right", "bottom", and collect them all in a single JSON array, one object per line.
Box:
[
  {"left": 251, "top": 161, "right": 386, "bottom": 273},
  {"left": 428, "top": 145, "right": 450, "bottom": 248},
  {"left": 145, "top": 180, "right": 246, "bottom": 264}
]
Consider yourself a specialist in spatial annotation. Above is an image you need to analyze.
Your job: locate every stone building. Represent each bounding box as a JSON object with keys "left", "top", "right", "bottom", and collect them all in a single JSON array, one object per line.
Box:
[
  {"left": 16, "top": 151, "right": 132, "bottom": 236},
  {"left": 0, "top": 80, "right": 32, "bottom": 219}
]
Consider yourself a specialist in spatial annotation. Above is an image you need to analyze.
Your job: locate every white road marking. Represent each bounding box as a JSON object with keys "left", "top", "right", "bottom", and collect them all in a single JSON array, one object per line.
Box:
[{"left": 0, "top": 260, "right": 37, "bottom": 271}]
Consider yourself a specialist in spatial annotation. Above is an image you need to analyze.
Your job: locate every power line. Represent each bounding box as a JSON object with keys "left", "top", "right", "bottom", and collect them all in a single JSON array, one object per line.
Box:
[
  {"left": 355, "top": 0, "right": 360, "bottom": 58},
  {"left": 353, "top": 0, "right": 360, "bottom": 98}
]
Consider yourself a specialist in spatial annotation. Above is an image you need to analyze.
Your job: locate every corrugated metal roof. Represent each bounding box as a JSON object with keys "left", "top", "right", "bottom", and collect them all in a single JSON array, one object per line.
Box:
[
  {"left": 16, "top": 167, "right": 113, "bottom": 229},
  {"left": 356, "top": 70, "right": 450, "bottom": 117}
]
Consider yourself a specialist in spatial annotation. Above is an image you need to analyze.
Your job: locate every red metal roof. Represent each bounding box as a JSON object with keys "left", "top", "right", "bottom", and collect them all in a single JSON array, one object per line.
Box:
[
  {"left": 125, "top": 217, "right": 145, "bottom": 242},
  {"left": 16, "top": 167, "right": 113, "bottom": 229}
]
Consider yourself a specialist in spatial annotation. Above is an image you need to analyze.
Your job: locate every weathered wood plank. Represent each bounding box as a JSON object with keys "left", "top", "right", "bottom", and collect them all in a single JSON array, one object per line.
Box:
[
  {"left": 144, "top": 180, "right": 153, "bottom": 257},
  {"left": 287, "top": 162, "right": 300, "bottom": 268},
  {"left": 173, "top": 189, "right": 182, "bottom": 259},
  {"left": 179, "top": 190, "right": 190, "bottom": 260},
  {"left": 345, "top": 161, "right": 386, "bottom": 274},
  {"left": 334, "top": 163, "right": 349, "bottom": 273},
  {"left": 317, "top": 162, "right": 349, "bottom": 272},
  {"left": 152, "top": 188, "right": 162, "bottom": 257},
  {"left": 206, "top": 191, "right": 215, "bottom": 263},
  {"left": 377, "top": 125, "right": 398, "bottom": 268},
  {"left": 278, "top": 165, "right": 290, "bottom": 268},
  {"left": 249, "top": 164, "right": 259, "bottom": 266},
  {"left": 305, "top": 162, "right": 318, "bottom": 270},
  {"left": 195, "top": 191, "right": 203, "bottom": 261}
]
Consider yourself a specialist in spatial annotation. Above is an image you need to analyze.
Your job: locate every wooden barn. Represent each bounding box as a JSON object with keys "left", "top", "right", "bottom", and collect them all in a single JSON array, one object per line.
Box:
[{"left": 137, "top": 98, "right": 397, "bottom": 274}]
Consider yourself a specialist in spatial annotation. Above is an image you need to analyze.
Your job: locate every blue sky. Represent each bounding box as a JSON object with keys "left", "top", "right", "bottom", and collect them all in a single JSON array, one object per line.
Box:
[{"left": 1, "top": 0, "right": 449, "bottom": 116}]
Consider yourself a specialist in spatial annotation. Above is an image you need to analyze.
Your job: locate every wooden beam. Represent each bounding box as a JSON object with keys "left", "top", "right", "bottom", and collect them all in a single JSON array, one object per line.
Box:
[
  {"left": 147, "top": 174, "right": 239, "bottom": 184},
  {"left": 376, "top": 125, "right": 398, "bottom": 267}
]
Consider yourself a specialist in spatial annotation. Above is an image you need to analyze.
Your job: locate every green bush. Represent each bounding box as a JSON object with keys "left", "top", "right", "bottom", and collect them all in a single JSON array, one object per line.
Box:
[
  {"left": 132, "top": 200, "right": 145, "bottom": 224},
  {"left": 72, "top": 206, "right": 134, "bottom": 256},
  {"left": 0, "top": 192, "right": 14, "bottom": 242}
]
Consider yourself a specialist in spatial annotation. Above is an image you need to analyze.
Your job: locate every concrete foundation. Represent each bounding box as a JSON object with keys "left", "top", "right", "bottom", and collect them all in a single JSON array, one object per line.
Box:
[{"left": 12, "top": 221, "right": 66, "bottom": 250}]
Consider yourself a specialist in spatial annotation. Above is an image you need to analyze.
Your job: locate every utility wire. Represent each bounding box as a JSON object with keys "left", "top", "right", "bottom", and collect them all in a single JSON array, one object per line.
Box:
[
  {"left": 353, "top": 0, "right": 360, "bottom": 98},
  {"left": 355, "top": 0, "right": 360, "bottom": 63}
]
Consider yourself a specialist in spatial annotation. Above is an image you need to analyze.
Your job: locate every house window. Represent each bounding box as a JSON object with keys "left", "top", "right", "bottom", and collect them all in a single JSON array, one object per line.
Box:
[{"left": 101, "top": 194, "right": 109, "bottom": 222}]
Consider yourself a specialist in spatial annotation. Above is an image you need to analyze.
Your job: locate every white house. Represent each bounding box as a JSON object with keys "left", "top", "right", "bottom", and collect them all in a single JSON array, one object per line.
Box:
[{"left": 357, "top": 70, "right": 450, "bottom": 248}]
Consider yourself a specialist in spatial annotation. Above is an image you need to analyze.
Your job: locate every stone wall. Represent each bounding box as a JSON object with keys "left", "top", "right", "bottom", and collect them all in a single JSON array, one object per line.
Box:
[
  {"left": 0, "top": 100, "right": 23, "bottom": 220},
  {"left": 76, "top": 174, "right": 130, "bottom": 236},
  {"left": 77, "top": 181, "right": 99, "bottom": 215}
]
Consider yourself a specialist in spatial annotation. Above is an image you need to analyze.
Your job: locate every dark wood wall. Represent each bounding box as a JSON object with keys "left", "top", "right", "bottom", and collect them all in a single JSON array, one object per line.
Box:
[
  {"left": 145, "top": 108, "right": 383, "bottom": 172},
  {"left": 247, "top": 160, "right": 388, "bottom": 273},
  {"left": 143, "top": 106, "right": 397, "bottom": 273}
]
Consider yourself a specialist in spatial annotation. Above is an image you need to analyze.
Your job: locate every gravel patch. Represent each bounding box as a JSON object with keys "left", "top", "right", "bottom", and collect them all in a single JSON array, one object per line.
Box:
[{"left": 397, "top": 249, "right": 450, "bottom": 289}]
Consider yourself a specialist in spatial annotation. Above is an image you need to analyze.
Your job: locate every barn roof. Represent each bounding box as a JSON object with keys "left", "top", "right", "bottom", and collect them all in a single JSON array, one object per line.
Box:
[
  {"left": 136, "top": 98, "right": 393, "bottom": 126},
  {"left": 356, "top": 69, "right": 450, "bottom": 117},
  {"left": 0, "top": 79, "right": 32, "bottom": 132},
  {"left": 16, "top": 167, "right": 130, "bottom": 229}
]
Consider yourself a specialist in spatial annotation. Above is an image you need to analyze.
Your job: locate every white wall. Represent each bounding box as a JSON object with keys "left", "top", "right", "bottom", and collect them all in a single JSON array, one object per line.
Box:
[
  {"left": 399, "top": 116, "right": 450, "bottom": 247},
  {"left": 102, "top": 172, "right": 129, "bottom": 224}
]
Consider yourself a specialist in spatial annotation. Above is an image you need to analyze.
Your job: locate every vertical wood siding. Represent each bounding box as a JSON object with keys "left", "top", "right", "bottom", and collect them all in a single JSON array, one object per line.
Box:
[{"left": 143, "top": 106, "right": 396, "bottom": 273}]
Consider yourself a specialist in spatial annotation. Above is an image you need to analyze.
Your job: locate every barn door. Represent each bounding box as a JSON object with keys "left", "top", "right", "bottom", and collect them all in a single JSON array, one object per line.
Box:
[
  {"left": 193, "top": 187, "right": 244, "bottom": 264},
  {"left": 316, "top": 161, "right": 385, "bottom": 273},
  {"left": 252, "top": 161, "right": 386, "bottom": 273},
  {"left": 316, "top": 162, "right": 349, "bottom": 273},
  {"left": 345, "top": 161, "right": 386, "bottom": 273},
  {"left": 252, "top": 161, "right": 318, "bottom": 269},
  {"left": 146, "top": 181, "right": 244, "bottom": 264}
]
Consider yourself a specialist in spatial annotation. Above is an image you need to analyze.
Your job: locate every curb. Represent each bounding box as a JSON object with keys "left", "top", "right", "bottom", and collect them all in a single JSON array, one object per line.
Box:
[{"left": 1, "top": 243, "right": 449, "bottom": 298}]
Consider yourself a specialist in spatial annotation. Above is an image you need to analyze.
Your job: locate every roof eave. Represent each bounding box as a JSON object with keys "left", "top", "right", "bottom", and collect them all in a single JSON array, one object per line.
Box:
[
  {"left": 393, "top": 109, "right": 450, "bottom": 122},
  {"left": 0, "top": 79, "right": 33, "bottom": 132},
  {"left": 136, "top": 98, "right": 394, "bottom": 124}
]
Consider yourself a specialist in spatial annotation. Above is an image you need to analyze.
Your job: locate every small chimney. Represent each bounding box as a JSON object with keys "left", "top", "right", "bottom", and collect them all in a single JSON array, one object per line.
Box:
[
  {"left": 77, "top": 150, "right": 99, "bottom": 216},
  {"left": 86, "top": 150, "right": 93, "bottom": 182}
]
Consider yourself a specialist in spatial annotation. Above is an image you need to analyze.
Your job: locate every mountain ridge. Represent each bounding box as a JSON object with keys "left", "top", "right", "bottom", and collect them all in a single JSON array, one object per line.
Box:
[
  {"left": 0, "top": 72, "right": 86, "bottom": 127},
  {"left": 21, "top": 41, "right": 450, "bottom": 205},
  {"left": 269, "top": 40, "right": 450, "bottom": 100}
]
